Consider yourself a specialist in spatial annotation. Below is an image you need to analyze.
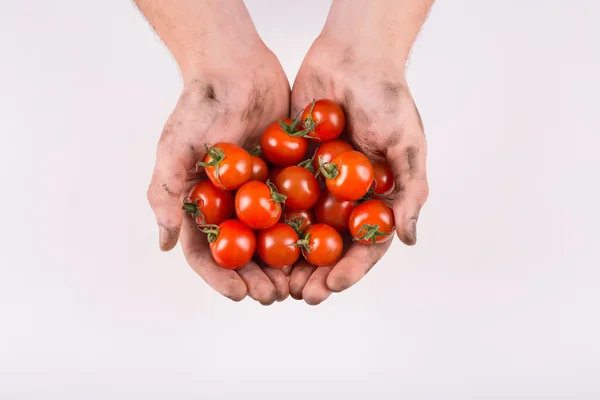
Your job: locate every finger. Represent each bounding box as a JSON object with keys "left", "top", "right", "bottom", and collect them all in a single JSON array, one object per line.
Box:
[
  {"left": 387, "top": 120, "right": 429, "bottom": 246},
  {"left": 290, "top": 71, "right": 330, "bottom": 116},
  {"left": 327, "top": 239, "right": 393, "bottom": 293},
  {"left": 236, "top": 263, "right": 278, "bottom": 306},
  {"left": 261, "top": 266, "right": 290, "bottom": 302},
  {"left": 179, "top": 220, "right": 247, "bottom": 302},
  {"left": 147, "top": 151, "right": 187, "bottom": 251},
  {"left": 289, "top": 261, "right": 317, "bottom": 300},
  {"left": 302, "top": 266, "right": 333, "bottom": 306}
]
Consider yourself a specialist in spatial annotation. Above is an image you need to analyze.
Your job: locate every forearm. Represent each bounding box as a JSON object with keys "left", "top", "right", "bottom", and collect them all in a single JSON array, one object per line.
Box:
[
  {"left": 134, "top": 0, "right": 262, "bottom": 78},
  {"left": 322, "top": 0, "right": 434, "bottom": 62}
]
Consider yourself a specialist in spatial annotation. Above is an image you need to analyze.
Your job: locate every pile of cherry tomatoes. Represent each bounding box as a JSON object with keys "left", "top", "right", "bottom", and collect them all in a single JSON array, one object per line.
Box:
[{"left": 183, "top": 99, "right": 396, "bottom": 270}]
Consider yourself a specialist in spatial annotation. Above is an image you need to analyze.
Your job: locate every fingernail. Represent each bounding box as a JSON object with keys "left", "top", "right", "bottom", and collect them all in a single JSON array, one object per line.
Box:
[{"left": 406, "top": 219, "right": 417, "bottom": 245}]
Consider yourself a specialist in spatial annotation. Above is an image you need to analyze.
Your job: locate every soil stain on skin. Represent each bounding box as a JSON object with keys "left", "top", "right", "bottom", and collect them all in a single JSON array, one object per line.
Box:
[
  {"left": 162, "top": 183, "right": 177, "bottom": 197},
  {"left": 204, "top": 84, "right": 218, "bottom": 102},
  {"left": 406, "top": 146, "right": 418, "bottom": 175},
  {"left": 242, "top": 85, "right": 267, "bottom": 122}
]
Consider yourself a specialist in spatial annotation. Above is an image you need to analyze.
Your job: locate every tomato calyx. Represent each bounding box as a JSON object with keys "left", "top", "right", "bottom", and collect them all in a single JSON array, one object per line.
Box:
[
  {"left": 266, "top": 179, "right": 287, "bottom": 205},
  {"left": 353, "top": 223, "right": 392, "bottom": 245},
  {"left": 285, "top": 216, "right": 305, "bottom": 237},
  {"left": 196, "top": 144, "right": 225, "bottom": 187},
  {"left": 182, "top": 197, "right": 206, "bottom": 225},
  {"left": 301, "top": 99, "right": 320, "bottom": 134},
  {"left": 250, "top": 145, "right": 263, "bottom": 157},
  {"left": 294, "top": 232, "right": 313, "bottom": 254},
  {"left": 317, "top": 155, "right": 339, "bottom": 180},
  {"left": 278, "top": 119, "right": 312, "bottom": 138},
  {"left": 198, "top": 224, "right": 220, "bottom": 243},
  {"left": 297, "top": 154, "right": 315, "bottom": 174}
]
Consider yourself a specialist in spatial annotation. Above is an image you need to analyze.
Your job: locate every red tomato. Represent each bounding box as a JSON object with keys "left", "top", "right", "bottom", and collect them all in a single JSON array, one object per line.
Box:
[
  {"left": 261, "top": 119, "right": 308, "bottom": 167},
  {"left": 235, "top": 181, "right": 285, "bottom": 230},
  {"left": 301, "top": 99, "right": 345, "bottom": 142},
  {"left": 274, "top": 166, "right": 320, "bottom": 211},
  {"left": 257, "top": 223, "right": 301, "bottom": 269},
  {"left": 298, "top": 224, "right": 343, "bottom": 266},
  {"left": 250, "top": 155, "right": 268, "bottom": 182},
  {"left": 320, "top": 150, "right": 374, "bottom": 201},
  {"left": 280, "top": 209, "right": 315, "bottom": 234},
  {"left": 182, "top": 180, "right": 234, "bottom": 225},
  {"left": 202, "top": 219, "right": 256, "bottom": 269},
  {"left": 198, "top": 143, "right": 252, "bottom": 190},
  {"left": 312, "top": 140, "right": 354, "bottom": 172},
  {"left": 314, "top": 188, "right": 355, "bottom": 233},
  {"left": 373, "top": 163, "right": 394, "bottom": 195},
  {"left": 349, "top": 200, "right": 395, "bottom": 245}
]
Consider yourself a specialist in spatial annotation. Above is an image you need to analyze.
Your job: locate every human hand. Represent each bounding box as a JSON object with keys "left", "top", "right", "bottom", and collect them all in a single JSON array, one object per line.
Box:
[
  {"left": 146, "top": 38, "right": 291, "bottom": 303},
  {"left": 289, "top": 34, "right": 430, "bottom": 304}
]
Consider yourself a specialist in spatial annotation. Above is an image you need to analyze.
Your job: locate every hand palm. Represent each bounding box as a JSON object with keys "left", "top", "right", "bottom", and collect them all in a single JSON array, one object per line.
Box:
[
  {"left": 147, "top": 48, "right": 291, "bottom": 304},
  {"left": 289, "top": 38, "right": 429, "bottom": 304}
]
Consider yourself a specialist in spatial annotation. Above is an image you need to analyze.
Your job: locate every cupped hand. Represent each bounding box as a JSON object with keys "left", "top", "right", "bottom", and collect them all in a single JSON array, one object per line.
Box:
[
  {"left": 289, "top": 37, "right": 430, "bottom": 305},
  {"left": 147, "top": 45, "right": 291, "bottom": 304}
]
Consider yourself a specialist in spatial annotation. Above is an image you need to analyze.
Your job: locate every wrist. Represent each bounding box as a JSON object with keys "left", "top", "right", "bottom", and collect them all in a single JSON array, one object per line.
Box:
[{"left": 321, "top": 0, "right": 433, "bottom": 64}]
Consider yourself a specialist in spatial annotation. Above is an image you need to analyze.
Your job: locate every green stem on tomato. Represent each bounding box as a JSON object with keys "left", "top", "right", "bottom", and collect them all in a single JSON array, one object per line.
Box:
[
  {"left": 353, "top": 223, "right": 391, "bottom": 245},
  {"left": 249, "top": 145, "right": 263, "bottom": 157},
  {"left": 285, "top": 216, "right": 305, "bottom": 237},
  {"left": 318, "top": 155, "right": 339, "bottom": 180},
  {"left": 294, "top": 232, "right": 312, "bottom": 254},
  {"left": 195, "top": 144, "right": 225, "bottom": 187},
  {"left": 198, "top": 224, "right": 220, "bottom": 243},
  {"left": 266, "top": 179, "right": 287, "bottom": 205},
  {"left": 182, "top": 199, "right": 207, "bottom": 225}
]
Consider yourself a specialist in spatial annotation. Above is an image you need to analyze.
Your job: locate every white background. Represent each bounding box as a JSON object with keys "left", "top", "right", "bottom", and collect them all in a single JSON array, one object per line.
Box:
[{"left": 1, "top": 0, "right": 600, "bottom": 398}]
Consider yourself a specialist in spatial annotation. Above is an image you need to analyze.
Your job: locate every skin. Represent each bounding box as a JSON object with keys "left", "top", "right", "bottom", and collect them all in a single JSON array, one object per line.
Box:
[
  {"left": 290, "top": 0, "right": 432, "bottom": 304},
  {"left": 137, "top": 0, "right": 290, "bottom": 304},
  {"left": 137, "top": 0, "right": 432, "bottom": 305}
]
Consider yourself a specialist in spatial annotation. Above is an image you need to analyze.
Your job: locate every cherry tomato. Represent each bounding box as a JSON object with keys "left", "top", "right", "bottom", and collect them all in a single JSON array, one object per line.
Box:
[
  {"left": 314, "top": 188, "right": 355, "bottom": 233},
  {"left": 349, "top": 200, "right": 395, "bottom": 245},
  {"left": 301, "top": 99, "right": 345, "bottom": 142},
  {"left": 235, "top": 181, "right": 285, "bottom": 230},
  {"left": 373, "top": 163, "right": 395, "bottom": 195},
  {"left": 182, "top": 180, "right": 234, "bottom": 225},
  {"left": 202, "top": 219, "right": 256, "bottom": 269},
  {"left": 250, "top": 155, "right": 269, "bottom": 182},
  {"left": 280, "top": 209, "right": 315, "bottom": 234},
  {"left": 312, "top": 140, "right": 354, "bottom": 172},
  {"left": 320, "top": 150, "right": 374, "bottom": 201},
  {"left": 257, "top": 223, "right": 301, "bottom": 269},
  {"left": 261, "top": 119, "right": 308, "bottom": 167},
  {"left": 298, "top": 224, "right": 343, "bottom": 266},
  {"left": 198, "top": 143, "right": 252, "bottom": 190},
  {"left": 274, "top": 166, "right": 320, "bottom": 211}
]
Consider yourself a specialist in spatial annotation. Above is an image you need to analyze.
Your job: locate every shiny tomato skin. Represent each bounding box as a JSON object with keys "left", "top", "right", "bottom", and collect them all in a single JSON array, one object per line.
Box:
[
  {"left": 301, "top": 224, "right": 343, "bottom": 267},
  {"left": 235, "top": 181, "right": 283, "bottom": 230},
  {"left": 324, "top": 151, "right": 374, "bottom": 201},
  {"left": 301, "top": 99, "right": 345, "bottom": 142},
  {"left": 313, "top": 140, "right": 354, "bottom": 172},
  {"left": 280, "top": 209, "right": 315, "bottom": 234},
  {"left": 250, "top": 156, "right": 269, "bottom": 182},
  {"left": 186, "top": 180, "right": 234, "bottom": 225},
  {"left": 373, "top": 163, "right": 395, "bottom": 195},
  {"left": 274, "top": 166, "right": 320, "bottom": 211},
  {"left": 202, "top": 142, "right": 252, "bottom": 190},
  {"left": 261, "top": 119, "right": 308, "bottom": 167},
  {"left": 257, "top": 223, "right": 301, "bottom": 269},
  {"left": 349, "top": 200, "right": 395, "bottom": 245},
  {"left": 210, "top": 219, "right": 256, "bottom": 269},
  {"left": 314, "top": 188, "right": 355, "bottom": 233}
]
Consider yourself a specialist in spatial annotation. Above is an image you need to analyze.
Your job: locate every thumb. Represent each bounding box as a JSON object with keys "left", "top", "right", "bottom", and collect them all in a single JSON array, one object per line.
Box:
[
  {"left": 147, "top": 148, "right": 188, "bottom": 251},
  {"left": 387, "top": 133, "right": 429, "bottom": 246}
]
